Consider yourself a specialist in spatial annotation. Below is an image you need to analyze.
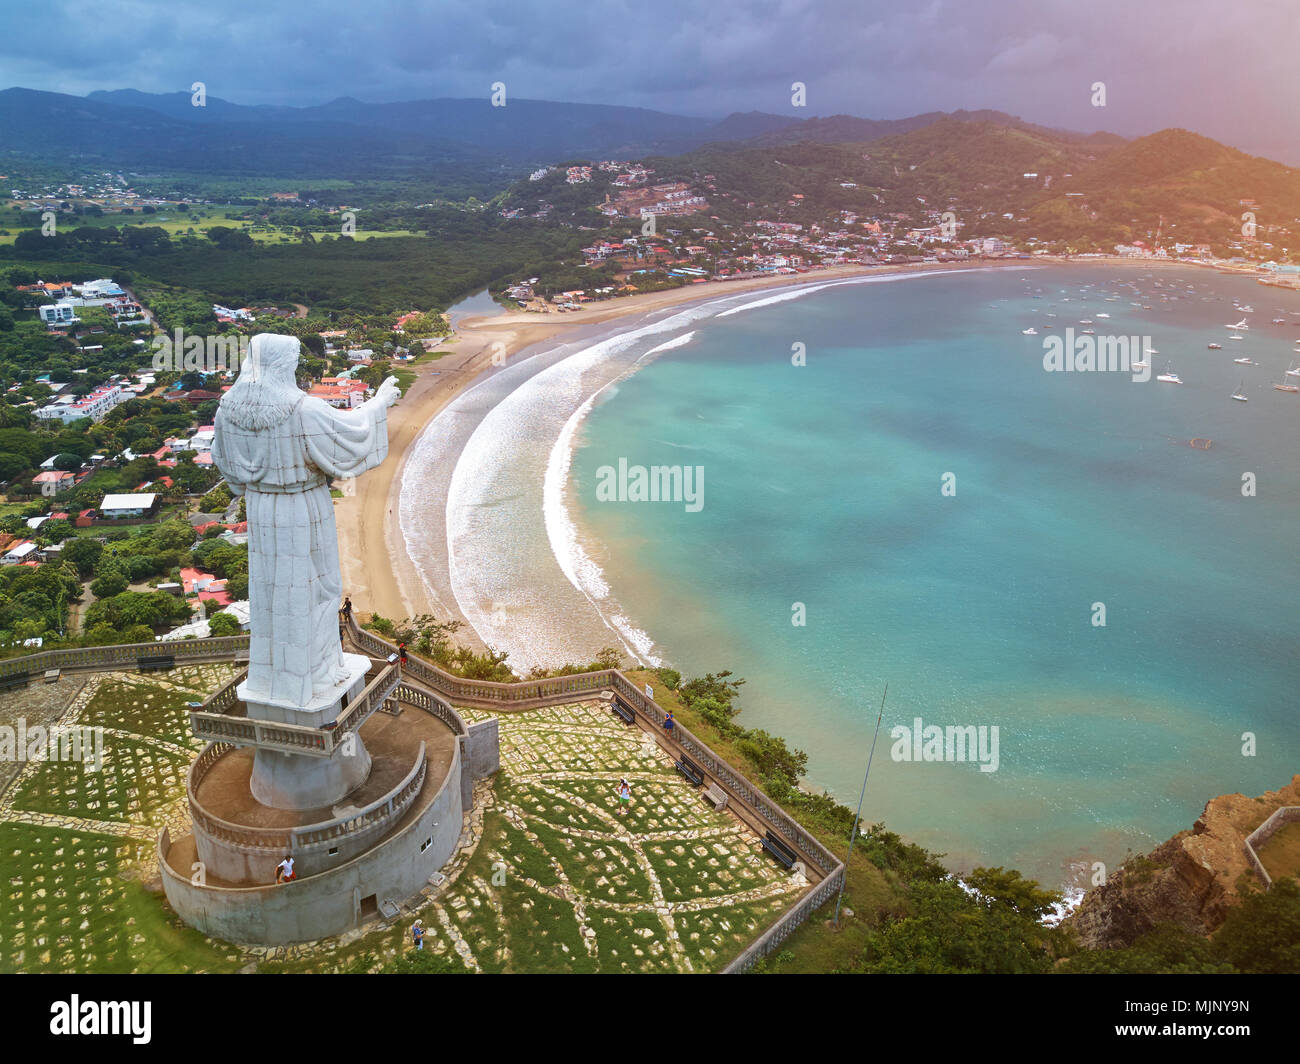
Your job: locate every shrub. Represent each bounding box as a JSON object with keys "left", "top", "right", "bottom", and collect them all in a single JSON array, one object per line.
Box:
[
  {"left": 655, "top": 667, "right": 681, "bottom": 690},
  {"left": 208, "top": 612, "right": 242, "bottom": 637}
]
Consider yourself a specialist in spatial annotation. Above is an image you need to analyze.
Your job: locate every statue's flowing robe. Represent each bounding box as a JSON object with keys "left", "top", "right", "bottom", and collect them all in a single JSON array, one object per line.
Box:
[{"left": 212, "top": 393, "right": 388, "bottom": 706}]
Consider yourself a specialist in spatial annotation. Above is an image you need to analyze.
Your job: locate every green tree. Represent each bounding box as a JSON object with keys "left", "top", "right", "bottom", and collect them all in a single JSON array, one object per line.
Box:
[
  {"left": 1213, "top": 879, "right": 1300, "bottom": 973},
  {"left": 89, "top": 558, "right": 129, "bottom": 598},
  {"left": 61, "top": 537, "right": 102, "bottom": 577},
  {"left": 208, "top": 611, "right": 242, "bottom": 637},
  {"left": 857, "top": 875, "right": 1063, "bottom": 974}
]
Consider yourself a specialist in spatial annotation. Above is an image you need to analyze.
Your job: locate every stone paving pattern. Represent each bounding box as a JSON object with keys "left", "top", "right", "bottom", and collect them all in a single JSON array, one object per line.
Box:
[{"left": 0, "top": 675, "right": 808, "bottom": 973}]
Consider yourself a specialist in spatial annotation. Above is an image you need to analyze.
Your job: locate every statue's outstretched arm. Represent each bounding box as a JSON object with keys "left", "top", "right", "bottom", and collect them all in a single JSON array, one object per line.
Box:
[{"left": 369, "top": 375, "right": 402, "bottom": 410}]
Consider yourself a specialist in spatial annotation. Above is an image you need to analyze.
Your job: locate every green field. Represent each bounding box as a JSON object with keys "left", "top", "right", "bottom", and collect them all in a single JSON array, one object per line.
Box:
[
  {"left": 0, "top": 203, "right": 426, "bottom": 246},
  {"left": 0, "top": 674, "right": 809, "bottom": 973}
]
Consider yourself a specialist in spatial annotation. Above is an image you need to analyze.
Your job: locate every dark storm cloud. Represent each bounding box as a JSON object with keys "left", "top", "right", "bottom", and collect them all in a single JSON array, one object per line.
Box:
[{"left": 2, "top": 0, "right": 1297, "bottom": 160}]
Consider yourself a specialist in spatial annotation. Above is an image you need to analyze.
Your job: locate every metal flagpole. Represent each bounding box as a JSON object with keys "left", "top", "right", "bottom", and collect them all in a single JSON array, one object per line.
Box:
[{"left": 834, "top": 682, "right": 887, "bottom": 927}]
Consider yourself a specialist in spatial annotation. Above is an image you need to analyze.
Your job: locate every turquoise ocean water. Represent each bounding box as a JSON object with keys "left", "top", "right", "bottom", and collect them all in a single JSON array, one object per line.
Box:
[{"left": 566, "top": 267, "right": 1300, "bottom": 888}]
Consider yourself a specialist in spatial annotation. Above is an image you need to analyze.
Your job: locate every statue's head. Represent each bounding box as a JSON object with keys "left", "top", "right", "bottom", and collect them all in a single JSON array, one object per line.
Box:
[
  {"left": 218, "top": 333, "right": 304, "bottom": 431},
  {"left": 240, "top": 333, "right": 300, "bottom": 382}
]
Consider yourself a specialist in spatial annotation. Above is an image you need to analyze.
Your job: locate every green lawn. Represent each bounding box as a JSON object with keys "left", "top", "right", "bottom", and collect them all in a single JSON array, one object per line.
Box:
[
  {"left": 619, "top": 668, "right": 904, "bottom": 973},
  {"left": 0, "top": 203, "right": 426, "bottom": 245},
  {"left": 1258, "top": 821, "right": 1300, "bottom": 884},
  {"left": 0, "top": 822, "right": 242, "bottom": 973},
  {"left": 2, "top": 676, "right": 809, "bottom": 974}
]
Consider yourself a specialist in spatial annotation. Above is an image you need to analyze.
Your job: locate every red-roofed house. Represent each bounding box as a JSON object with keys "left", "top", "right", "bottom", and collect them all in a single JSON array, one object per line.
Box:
[
  {"left": 308, "top": 383, "right": 366, "bottom": 409},
  {"left": 197, "top": 582, "right": 231, "bottom": 607},
  {"left": 180, "top": 567, "right": 219, "bottom": 594},
  {"left": 32, "top": 470, "right": 74, "bottom": 494}
]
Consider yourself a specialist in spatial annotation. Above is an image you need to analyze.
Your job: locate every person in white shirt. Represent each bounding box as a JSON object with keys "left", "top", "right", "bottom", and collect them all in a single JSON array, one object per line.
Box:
[{"left": 275, "top": 855, "right": 296, "bottom": 883}]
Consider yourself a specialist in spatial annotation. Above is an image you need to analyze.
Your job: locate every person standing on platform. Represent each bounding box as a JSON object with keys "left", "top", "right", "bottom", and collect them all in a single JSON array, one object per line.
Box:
[{"left": 275, "top": 855, "right": 295, "bottom": 883}]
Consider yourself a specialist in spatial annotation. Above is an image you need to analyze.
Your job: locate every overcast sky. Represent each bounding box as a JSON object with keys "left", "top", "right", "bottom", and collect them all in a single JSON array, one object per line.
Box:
[{"left": 5, "top": 0, "right": 1298, "bottom": 162}]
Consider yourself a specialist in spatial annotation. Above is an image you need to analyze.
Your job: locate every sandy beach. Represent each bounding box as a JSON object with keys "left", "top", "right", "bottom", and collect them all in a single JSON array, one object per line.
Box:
[
  {"left": 333, "top": 255, "right": 1207, "bottom": 630},
  {"left": 335, "top": 262, "right": 898, "bottom": 624}
]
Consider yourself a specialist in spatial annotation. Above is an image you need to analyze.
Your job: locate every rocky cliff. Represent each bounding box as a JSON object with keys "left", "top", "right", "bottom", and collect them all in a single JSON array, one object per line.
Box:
[{"left": 1066, "top": 774, "right": 1300, "bottom": 950}]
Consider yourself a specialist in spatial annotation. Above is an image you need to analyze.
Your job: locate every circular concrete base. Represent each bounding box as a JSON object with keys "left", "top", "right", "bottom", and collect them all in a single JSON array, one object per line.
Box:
[{"left": 249, "top": 741, "right": 372, "bottom": 810}]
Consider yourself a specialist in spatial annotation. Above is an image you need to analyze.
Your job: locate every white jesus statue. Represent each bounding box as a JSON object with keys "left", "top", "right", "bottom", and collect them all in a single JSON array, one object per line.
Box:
[{"left": 212, "top": 333, "right": 400, "bottom": 709}]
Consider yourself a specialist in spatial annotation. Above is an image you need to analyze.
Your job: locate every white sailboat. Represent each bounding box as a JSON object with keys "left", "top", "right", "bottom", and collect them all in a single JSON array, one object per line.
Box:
[
  {"left": 1156, "top": 363, "right": 1183, "bottom": 384},
  {"left": 1274, "top": 364, "right": 1299, "bottom": 393},
  {"left": 1231, "top": 381, "right": 1248, "bottom": 402}
]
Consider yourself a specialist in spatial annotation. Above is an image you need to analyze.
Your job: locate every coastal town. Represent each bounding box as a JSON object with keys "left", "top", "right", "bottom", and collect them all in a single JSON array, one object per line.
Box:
[
  {"left": 0, "top": 8, "right": 1297, "bottom": 999},
  {"left": 1, "top": 131, "right": 1297, "bottom": 654}
]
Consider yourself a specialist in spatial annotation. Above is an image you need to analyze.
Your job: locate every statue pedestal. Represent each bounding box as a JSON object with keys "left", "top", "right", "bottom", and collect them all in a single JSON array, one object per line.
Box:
[
  {"left": 238, "top": 652, "right": 371, "bottom": 728},
  {"left": 240, "top": 654, "right": 374, "bottom": 810}
]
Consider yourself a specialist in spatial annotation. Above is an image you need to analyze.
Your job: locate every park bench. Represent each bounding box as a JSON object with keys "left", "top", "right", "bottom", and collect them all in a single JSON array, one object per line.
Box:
[
  {"left": 0, "top": 671, "right": 29, "bottom": 692},
  {"left": 43, "top": 669, "right": 60, "bottom": 684},
  {"left": 137, "top": 654, "right": 175, "bottom": 673},
  {"left": 760, "top": 831, "right": 799, "bottom": 870},
  {"left": 611, "top": 698, "right": 635, "bottom": 726},
  {"left": 703, "top": 781, "right": 729, "bottom": 811},
  {"left": 674, "top": 755, "right": 705, "bottom": 787}
]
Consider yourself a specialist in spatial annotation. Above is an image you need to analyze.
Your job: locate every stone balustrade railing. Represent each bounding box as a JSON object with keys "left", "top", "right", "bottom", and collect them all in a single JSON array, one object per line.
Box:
[
  {"left": 348, "top": 617, "right": 844, "bottom": 882},
  {"left": 189, "top": 707, "right": 332, "bottom": 757},
  {"left": 0, "top": 635, "right": 250, "bottom": 678},
  {"left": 186, "top": 737, "right": 429, "bottom": 855},
  {"left": 202, "top": 670, "right": 244, "bottom": 715},
  {"left": 334, "top": 662, "right": 402, "bottom": 737},
  {"left": 394, "top": 682, "right": 468, "bottom": 736},
  {"left": 722, "top": 864, "right": 846, "bottom": 973},
  {"left": 186, "top": 740, "right": 294, "bottom": 851},
  {"left": 186, "top": 662, "right": 401, "bottom": 759},
  {"left": 349, "top": 624, "right": 611, "bottom": 707},
  {"left": 6, "top": 622, "right": 845, "bottom": 963},
  {"left": 1243, "top": 805, "right": 1300, "bottom": 889},
  {"left": 292, "top": 742, "right": 428, "bottom": 849}
]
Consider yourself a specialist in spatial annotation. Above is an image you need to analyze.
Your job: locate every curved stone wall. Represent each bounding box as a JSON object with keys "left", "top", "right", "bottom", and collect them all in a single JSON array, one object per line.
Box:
[
  {"left": 159, "top": 740, "right": 466, "bottom": 945},
  {"left": 188, "top": 741, "right": 430, "bottom": 883}
]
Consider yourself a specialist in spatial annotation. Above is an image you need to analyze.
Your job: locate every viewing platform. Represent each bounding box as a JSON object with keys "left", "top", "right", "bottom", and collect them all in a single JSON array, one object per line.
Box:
[
  {"left": 188, "top": 660, "right": 402, "bottom": 758},
  {"left": 176, "top": 702, "right": 458, "bottom": 886},
  {"left": 159, "top": 654, "right": 501, "bottom": 944}
]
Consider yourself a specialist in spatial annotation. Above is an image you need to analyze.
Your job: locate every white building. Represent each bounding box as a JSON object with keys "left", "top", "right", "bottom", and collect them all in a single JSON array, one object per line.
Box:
[
  {"left": 1, "top": 541, "right": 38, "bottom": 565},
  {"left": 161, "top": 600, "right": 251, "bottom": 641},
  {"left": 34, "top": 384, "right": 128, "bottom": 424},
  {"left": 187, "top": 426, "right": 216, "bottom": 452},
  {"left": 39, "top": 304, "right": 79, "bottom": 326},
  {"left": 99, "top": 492, "right": 157, "bottom": 519},
  {"left": 76, "top": 279, "right": 125, "bottom": 300}
]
